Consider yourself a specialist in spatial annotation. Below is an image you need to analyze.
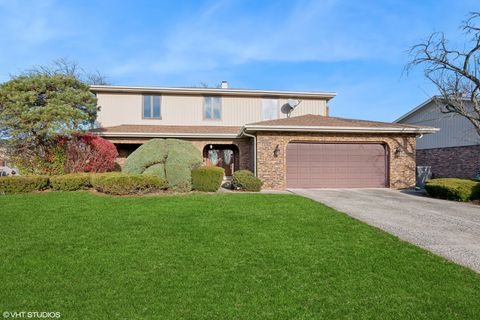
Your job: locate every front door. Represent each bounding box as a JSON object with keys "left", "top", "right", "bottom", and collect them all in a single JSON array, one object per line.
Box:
[{"left": 207, "top": 149, "right": 235, "bottom": 176}]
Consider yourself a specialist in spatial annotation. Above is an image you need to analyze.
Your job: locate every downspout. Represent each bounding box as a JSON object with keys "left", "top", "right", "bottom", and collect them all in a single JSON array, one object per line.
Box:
[{"left": 241, "top": 127, "right": 257, "bottom": 176}]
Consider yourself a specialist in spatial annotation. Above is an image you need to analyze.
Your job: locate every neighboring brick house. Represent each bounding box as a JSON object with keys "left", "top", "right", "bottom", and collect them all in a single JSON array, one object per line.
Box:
[
  {"left": 91, "top": 83, "right": 436, "bottom": 190},
  {"left": 395, "top": 97, "right": 480, "bottom": 179}
]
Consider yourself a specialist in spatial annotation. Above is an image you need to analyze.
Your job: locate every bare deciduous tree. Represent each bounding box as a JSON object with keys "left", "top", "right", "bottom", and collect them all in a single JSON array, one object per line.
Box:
[
  {"left": 406, "top": 12, "right": 480, "bottom": 135},
  {"left": 25, "top": 57, "right": 108, "bottom": 85}
]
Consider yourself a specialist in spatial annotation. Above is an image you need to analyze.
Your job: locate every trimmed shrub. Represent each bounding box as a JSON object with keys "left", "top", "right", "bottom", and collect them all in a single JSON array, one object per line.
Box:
[
  {"left": 123, "top": 139, "right": 202, "bottom": 192},
  {"left": 425, "top": 178, "right": 480, "bottom": 202},
  {"left": 10, "top": 134, "right": 118, "bottom": 176},
  {"left": 164, "top": 162, "right": 193, "bottom": 192},
  {"left": 11, "top": 140, "right": 67, "bottom": 175},
  {"left": 143, "top": 163, "right": 166, "bottom": 179},
  {"left": 64, "top": 134, "right": 118, "bottom": 173},
  {"left": 0, "top": 176, "right": 49, "bottom": 194},
  {"left": 50, "top": 173, "right": 92, "bottom": 191},
  {"left": 123, "top": 143, "right": 166, "bottom": 175},
  {"left": 91, "top": 173, "right": 167, "bottom": 195},
  {"left": 191, "top": 166, "right": 225, "bottom": 192},
  {"left": 474, "top": 183, "right": 480, "bottom": 202},
  {"left": 233, "top": 170, "right": 263, "bottom": 192}
]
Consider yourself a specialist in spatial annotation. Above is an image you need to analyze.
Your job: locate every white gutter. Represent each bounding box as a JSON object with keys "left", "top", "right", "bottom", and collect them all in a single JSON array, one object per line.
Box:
[
  {"left": 94, "top": 132, "right": 240, "bottom": 139},
  {"left": 240, "top": 128, "right": 257, "bottom": 176},
  {"left": 244, "top": 125, "right": 439, "bottom": 134},
  {"left": 90, "top": 85, "right": 337, "bottom": 100},
  {"left": 94, "top": 125, "right": 438, "bottom": 140}
]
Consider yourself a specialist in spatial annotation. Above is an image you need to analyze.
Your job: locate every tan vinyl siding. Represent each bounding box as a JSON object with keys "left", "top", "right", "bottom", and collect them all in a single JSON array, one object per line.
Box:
[
  {"left": 96, "top": 93, "right": 328, "bottom": 127},
  {"left": 399, "top": 100, "right": 480, "bottom": 149},
  {"left": 222, "top": 96, "right": 262, "bottom": 125},
  {"left": 278, "top": 98, "right": 326, "bottom": 119}
]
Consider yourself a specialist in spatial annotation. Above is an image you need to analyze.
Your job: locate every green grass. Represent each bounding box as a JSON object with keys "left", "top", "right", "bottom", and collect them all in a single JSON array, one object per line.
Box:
[{"left": 1, "top": 192, "right": 479, "bottom": 319}]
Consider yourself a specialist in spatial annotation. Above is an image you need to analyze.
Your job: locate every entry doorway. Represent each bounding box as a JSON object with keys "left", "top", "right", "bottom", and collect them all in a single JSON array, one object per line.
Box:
[{"left": 203, "top": 144, "right": 239, "bottom": 177}]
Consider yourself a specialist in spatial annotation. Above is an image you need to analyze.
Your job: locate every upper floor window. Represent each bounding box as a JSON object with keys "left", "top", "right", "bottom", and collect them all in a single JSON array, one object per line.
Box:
[
  {"left": 143, "top": 95, "right": 161, "bottom": 119},
  {"left": 261, "top": 98, "right": 279, "bottom": 120},
  {"left": 204, "top": 96, "right": 221, "bottom": 120}
]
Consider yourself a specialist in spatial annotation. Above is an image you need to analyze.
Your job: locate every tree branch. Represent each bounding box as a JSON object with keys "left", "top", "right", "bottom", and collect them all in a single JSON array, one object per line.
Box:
[{"left": 406, "top": 12, "right": 480, "bottom": 136}]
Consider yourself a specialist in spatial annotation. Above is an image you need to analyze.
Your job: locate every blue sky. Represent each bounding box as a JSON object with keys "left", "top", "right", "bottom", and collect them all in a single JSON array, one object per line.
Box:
[{"left": 0, "top": 0, "right": 478, "bottom": 121}]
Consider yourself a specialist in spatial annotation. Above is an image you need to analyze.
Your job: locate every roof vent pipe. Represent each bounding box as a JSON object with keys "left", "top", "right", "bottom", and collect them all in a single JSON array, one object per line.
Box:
[{"left": 220, "top": 80, "right": 228, "bottom": 89}]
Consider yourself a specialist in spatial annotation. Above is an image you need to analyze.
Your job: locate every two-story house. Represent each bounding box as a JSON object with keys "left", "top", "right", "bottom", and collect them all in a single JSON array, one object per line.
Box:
[
  {"left": 91, "top": 82, "right": 436, "bottom": 190},
  {"left": 396, "top": 97, "right": 480, "bottom": 179}
]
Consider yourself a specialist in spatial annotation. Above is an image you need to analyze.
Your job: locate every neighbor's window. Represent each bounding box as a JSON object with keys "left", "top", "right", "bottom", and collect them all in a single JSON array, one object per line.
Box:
[
  {"left": 261, "top": 98, "right": 279, "bottom": 120},
  {"left": 204, "top": 96, "right": 221, "bottom": 120},
  {"left": 143, "top": 95, "right": 161, "bottom": 119}
]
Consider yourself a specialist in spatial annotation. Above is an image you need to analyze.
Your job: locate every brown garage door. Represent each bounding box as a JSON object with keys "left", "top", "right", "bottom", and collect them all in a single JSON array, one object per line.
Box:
[{"left": 286, "top": 143, "right": 387, "bottom": 188}]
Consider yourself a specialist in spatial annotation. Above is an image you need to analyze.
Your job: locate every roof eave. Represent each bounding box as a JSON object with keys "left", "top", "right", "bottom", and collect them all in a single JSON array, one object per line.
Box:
[
  {"left": 90, "top": 85, "right": 337, "bottom": 100},
  {"left": 243, "top": 125, "right": 439, "bottom": 134},
  {"left": 395, "top": 95, "right": 473, "bottom": 123},
  {"left": 93, "top": 131, "right": 241, "bottom": 139},
  {"left": 394, "top": 97, "right": 435, "bottom": 123}
]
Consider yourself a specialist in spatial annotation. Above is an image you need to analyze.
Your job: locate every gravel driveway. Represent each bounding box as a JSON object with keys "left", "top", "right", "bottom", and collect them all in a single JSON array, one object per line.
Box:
[{"left": 290, "top": 188, "right": 480, "bottom": 272}]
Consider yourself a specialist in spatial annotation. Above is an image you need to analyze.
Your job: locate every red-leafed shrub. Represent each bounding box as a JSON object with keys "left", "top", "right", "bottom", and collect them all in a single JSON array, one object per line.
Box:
[{"left": 64, "top": 134, "right": 118, "bottom": 173}]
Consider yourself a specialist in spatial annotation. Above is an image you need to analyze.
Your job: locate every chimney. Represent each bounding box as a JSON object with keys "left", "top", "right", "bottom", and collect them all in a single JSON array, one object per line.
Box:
[{"left": 220, "top": 80, "right": 228, "bottom": 89}]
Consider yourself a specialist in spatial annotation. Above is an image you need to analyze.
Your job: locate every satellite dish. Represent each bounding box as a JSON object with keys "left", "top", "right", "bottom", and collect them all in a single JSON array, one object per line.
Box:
[{"left": 281, "top": 99, "right": 301, "bottom": 118}]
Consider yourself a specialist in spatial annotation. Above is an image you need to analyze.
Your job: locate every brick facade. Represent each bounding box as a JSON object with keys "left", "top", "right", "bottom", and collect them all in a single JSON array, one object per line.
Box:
[
  {"left": 107, "top": 133, "right": 417, "bottom": 191},
  {"left": 255, "top": 132, "right": 416, "bottom": 190},
  {"left": 417, "top": 145, "right": 480, "bottom": 179},
  {"left": 189, "top": 139, "right": 253, "bottom": 171},
  {"left": 107, "top": 137, "right": 253, "bottom": 171}
]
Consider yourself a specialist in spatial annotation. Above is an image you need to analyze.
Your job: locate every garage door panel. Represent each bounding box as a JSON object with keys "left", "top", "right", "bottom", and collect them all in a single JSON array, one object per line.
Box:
[
  {"left": 286, "top": 143, "right": 387, "bottom": 188},
  {"left": 310, "top": 155, "right": 337, "bottom": 162},
  {"left": 285, "top": 154, "right": 298, "bottom": 162}
]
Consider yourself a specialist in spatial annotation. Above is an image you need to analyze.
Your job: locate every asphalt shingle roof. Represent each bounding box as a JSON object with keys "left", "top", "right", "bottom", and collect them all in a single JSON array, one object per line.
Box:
[
  {"left": 247, "top": 114, "right": 424, "bottom": 128},
  {"left": 93, "top": 124, "right": 242, "bottom": 135},
  {"left": 93, "top": 114, "right": 434, "bottom": 137}
]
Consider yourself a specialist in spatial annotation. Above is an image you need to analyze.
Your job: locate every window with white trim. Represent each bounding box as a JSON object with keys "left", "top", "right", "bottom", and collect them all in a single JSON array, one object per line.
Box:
[
  {"left": 143, "top": 95, "right": 161, "bottom": 119},
  {"left": 261, "top": 98, "right": 279, "bottom": 120},
  {"left": 204, "top": 96, "right": 221, "bottom": 120}
]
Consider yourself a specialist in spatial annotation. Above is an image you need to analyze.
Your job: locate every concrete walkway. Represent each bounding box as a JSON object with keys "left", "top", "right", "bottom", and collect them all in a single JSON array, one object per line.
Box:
[{"left": 290, "top": 188, "right": 480, "bottom": 273}]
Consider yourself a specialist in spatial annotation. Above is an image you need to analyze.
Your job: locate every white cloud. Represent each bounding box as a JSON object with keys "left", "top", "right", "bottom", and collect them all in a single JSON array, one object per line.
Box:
[
  {"left": 0, "top": 0, "right": 109, "bottom": 79},
  {"left": 112, "top": 0, "right": 423, "bottom": 78},
  {"left": 0, "top": 0, "right": 465, "bottom": 88},
  {"left": 0, "top": 0, "right": 74, "bottom": 49}
]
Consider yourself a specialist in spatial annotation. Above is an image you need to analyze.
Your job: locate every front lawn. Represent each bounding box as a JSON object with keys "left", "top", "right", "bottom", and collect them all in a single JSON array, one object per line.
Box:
[{"left": 1, "top": 192, "right": 479, "bottom": 319}]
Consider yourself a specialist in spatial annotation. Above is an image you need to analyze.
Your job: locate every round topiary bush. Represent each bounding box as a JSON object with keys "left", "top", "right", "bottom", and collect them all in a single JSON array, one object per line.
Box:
[
  {"left": 191, "top": 166, "right": 225, "bottom": 192},
  {"left": 232, "top": 170, "right": 263, "bottom": 192},
  {"left": 50, "top": 173, "right": 92, "bottom": 191},
  {"left": 91, "top": 173, "right": 167, "bottom": 195},
  {"left": 123, "top": 139, "right": 202, "bottom": 192}
]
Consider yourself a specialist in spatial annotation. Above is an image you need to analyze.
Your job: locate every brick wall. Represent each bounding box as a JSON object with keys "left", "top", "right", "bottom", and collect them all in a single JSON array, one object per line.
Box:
[
  {"left": 255, "top": 132, "right": 416, "bottom": 190},
  {"left": 189, "top": 139, "right": 252, "bottom": 171},
  {"left": 106, "top": 133, "right": 418, "bottom": 191},
  {"left": 108, "top": 137, "right": 253, "bottom": 171},
  {"left": 417, "top": 145, "right": 480, "bottom": 179}
]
